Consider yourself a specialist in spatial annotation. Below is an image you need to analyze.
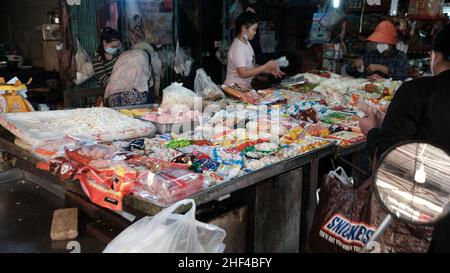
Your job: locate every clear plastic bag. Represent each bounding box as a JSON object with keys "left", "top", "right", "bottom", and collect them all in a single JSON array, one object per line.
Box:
[
  {"left": 73, "top": 39, "right": 95, "bottom": 85},
  {"left": 103, "top": 199, "right": 227, "bottom": 253},
  {"left": 194, "top": 69, "right": 225, "bottom": 101},
  {"left": 32, "top": 136, "right": 95, "bottom": 160},
  {"left": 137, "top": 168, "right": 205, "bottom": 206},
  {"left": 174, "top": 41, "right": 193, "bottom": 77}
]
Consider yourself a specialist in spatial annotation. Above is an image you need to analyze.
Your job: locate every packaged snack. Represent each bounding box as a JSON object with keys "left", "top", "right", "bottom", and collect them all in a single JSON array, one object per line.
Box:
[
  {"left": 240, "top": 90, "right": 261, "bottom": 105},
  {"left": 294, "top": 108, "right": 319, "bottom": 123},
  {"left": 189, "top": 159, "right": 221, "bottom": 173},
  {"left": 281, "top": 127, "right": 309, "bottom": 145},
  {"left": 305, "top": 124, "right": 330, "bottom": 137},
  {"left": 212, "top": 148, "right": 244, "bottom": 167},
  {"left": 37, "top": 157, "right": 79, "bottom": 181},
  {"left": 137, "top": 168, "right": 205, "bottom": 206},
  {"left": 259, "top": 91, "right": 288, "bottom": 105},
  {"left": 166, "top": 139, "right": 192, "bottom": 149},
  {"left": 32, "top": 136, "right": 94, "bottom": 160},
  {"left": 75, "top": 167, "right": 135, "bottom": 211},
  {"left": 128, "top": 156, "right": 190, "bottom": 173},
  {"left": 326, "top": 131, "right": 366, "bottom": 147}
]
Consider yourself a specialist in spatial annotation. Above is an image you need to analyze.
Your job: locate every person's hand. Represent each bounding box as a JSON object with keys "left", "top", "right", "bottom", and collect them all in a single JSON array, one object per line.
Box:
[
  {"left": 359, "top": 110, "right": 379, "bottom": 136},
  {"left": 265, "top": 60, "right": 286, "bottom": 79},
  {"left": 367, "top": 64, "right": 388, "bottom": 75},
  {"left": 374, "top": 108, "right": 386, "bottom": 127},
  {"left": 352, "top": 58, "right": 365, "bottom": 72}
]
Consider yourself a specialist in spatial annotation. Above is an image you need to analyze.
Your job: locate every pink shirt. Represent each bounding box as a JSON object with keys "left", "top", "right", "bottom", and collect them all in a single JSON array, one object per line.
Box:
[{"left": 224, "top": 38, "right": 256, "bottom": 89}]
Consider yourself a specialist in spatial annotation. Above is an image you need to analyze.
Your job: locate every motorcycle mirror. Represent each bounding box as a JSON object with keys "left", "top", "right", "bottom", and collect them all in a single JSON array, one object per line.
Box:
[{"left": 373, "top": 142, "right": 450, "bottom": 226}]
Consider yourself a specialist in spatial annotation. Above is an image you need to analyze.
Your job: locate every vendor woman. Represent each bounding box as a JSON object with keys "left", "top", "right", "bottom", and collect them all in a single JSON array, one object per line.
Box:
[
  {"left": 93, "top": 28, "right": 156, "bottom": 107},
  {"left": 93, "top": 27, "right": 123, "bottom": 88},
  {"left": 224, "top": 12, "right": 285, "bottom": 89},
  {"left": 346, "top": 20, "right": 410, "bottom": 81}
]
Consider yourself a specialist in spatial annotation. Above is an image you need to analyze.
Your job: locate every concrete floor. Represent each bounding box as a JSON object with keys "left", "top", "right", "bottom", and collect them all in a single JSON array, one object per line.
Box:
[{"left": 0, "top": 170, "right": 105, "bottom": 253}]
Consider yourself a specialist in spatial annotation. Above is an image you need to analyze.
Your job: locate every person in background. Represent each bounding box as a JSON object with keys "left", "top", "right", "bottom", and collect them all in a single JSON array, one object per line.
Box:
[
  {"left": 224, "top": 11, "right": 285, "bottom": 89},
  {"left": 359, "top": 24, "right": 450, "bottom": 253},
  {"left": 103, "top": 49, "right": 152, "bottom": 107},
  {"left": 347, "top": 20, "right": 410, "bottom": 81},
  {"left": 93, "top": 27, "right": 123, "bottom": 88}
]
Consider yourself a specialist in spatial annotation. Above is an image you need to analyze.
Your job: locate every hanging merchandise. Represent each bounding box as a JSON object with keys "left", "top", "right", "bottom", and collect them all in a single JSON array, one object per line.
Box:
[
  {"left": 125, "top": 0, "right": 174, "bottom": 45},
  {"left": 174, "top": 41, "right": 193, "bottom": 77},
  {"left": 106, "top": 1, "right": 119, "bottom": 30},
  {"left": 228, "top": 0, "right": 244, "bottom": 29},
  {"left": 0, "top": 77, "right": 35, "bottom": 113},
  {"left": 309, "top": 12, "right": 332, "bottom": 45},
  {"left": 73, "top": 38, "right": 95, "bottom": 85},
  {"left": 57, "top": 4, "right": 76, "bottom": 81},
  {"left": 320, "top": 6, "right": 346, "bottom": 30}
]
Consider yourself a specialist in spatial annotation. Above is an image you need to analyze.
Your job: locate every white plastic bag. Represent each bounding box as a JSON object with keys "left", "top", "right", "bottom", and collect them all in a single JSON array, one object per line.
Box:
[
  {"left": 103, "top": 199, "right": 226, "bottom": 253},
  {"left": 174, "top": 41, "right": 193, "bottom": 77},
  {"left": 161, "top": 82, "right": 202, "bottom": 113},
  {"left": 73, "top": 39, "right": 95, "bottom": 85},
  {"left": 328, "top": 167, "right": 354, "bottom": 186},
  {"left": 194, "top": 69, "right": 225, "bottom": 101}
]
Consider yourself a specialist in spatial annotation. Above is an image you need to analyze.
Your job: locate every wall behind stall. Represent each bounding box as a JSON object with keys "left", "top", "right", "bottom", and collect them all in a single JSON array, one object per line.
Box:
[{"left": 0, "top": 0, "right": 60, "bottom": 67}]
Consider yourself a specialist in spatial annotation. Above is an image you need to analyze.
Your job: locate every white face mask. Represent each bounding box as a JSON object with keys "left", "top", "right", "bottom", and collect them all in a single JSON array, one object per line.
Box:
[
  {"left": 376, "top": 43, "right": 389, "bottom": 54},
  {"left": 243, "top": 33, "right": 249, "bottom": 42}
]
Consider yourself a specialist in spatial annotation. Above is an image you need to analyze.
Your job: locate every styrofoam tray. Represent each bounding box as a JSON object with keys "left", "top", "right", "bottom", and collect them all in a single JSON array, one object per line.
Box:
[{"left": 0, "top": 108, "right": 156, "bottom": 146}]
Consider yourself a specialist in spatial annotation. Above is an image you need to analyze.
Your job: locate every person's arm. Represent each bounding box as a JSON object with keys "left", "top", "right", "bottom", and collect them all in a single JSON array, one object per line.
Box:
[
  {"left": 376, "top": 81, "right": 422, "bottom": 158},
  {"left": 236, "top": 62, "right": 270, "bottom": 79},
  {"left": 387, "top": 53, "right": 409, "bottom": 81},
  {"left": 230, "top": 43, "right": 284, "bottom": 80},
  {"left": 346, "top": 56, "right": 367, "bottom": 78}
]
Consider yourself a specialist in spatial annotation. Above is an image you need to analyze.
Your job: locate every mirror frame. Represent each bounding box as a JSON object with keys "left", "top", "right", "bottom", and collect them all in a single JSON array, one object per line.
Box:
[{"left": 373, "top": 140, "right": 450, "bottom": 227}]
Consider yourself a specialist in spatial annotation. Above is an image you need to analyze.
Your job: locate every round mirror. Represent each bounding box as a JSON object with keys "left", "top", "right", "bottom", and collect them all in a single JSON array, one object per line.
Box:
[{"left": 374, "top": 142, "right": 450, "bottom": 225}]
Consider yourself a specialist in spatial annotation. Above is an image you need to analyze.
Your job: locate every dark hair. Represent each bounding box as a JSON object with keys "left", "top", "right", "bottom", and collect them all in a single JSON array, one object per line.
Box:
[
  {"left": 97, "top": 27, "right": 121, "bottom": 60},
  {"left": 432, "top": 23, "right": 450, "bottom": 61},
  {"left": 235, "top": 12, "right": 259, "bottom": 37}
]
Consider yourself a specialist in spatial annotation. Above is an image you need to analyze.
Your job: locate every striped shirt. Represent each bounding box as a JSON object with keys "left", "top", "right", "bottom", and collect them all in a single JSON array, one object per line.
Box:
[{"left": 92, "top": 53, "right": 120, "bottom": 87}]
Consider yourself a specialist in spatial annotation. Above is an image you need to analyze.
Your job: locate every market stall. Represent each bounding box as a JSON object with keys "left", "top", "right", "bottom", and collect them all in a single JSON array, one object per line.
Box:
[{"left": 0, "top": 68, "right": 401, "bottom": 252}]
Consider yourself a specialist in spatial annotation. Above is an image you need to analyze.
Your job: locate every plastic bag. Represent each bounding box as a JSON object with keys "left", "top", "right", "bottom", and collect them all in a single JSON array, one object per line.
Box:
[
  {"left": 174, "top": 41, "right": 193, "bottom": 77},
  {"left": 32, "top": 136, "right": 93, "bottom": 160},
  {"left": 137, "top": 168, "right": 205, "bottom": 206},
  {"left": 309, "top": 175, "right": 375, "bottom": 253},
  {"left": 161, "top": 82, "right": 202, "bottom": 112},
  {"left": 194, "top": 69, "right": 225, "bottom": 101},
  {"left": 103, "top": 199, "right": 226, "bottom": 253},
  {"left": 73, "top": 39, "right": 95, "bottom": 85}
]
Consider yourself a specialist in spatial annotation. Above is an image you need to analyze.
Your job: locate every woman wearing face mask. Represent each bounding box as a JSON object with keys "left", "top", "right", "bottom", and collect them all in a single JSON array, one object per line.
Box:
[
  {"left": 347, "top": 20, "right": 409, "bottom": 81},
  {"left": 93, "top": 28, "right": 155, "bottom": 107},
  {"left": 93, "top": 27, "right": 123, "bottom": 88},
  {"left": 224, "top": 12, "right": 285, "bottom": 89}
]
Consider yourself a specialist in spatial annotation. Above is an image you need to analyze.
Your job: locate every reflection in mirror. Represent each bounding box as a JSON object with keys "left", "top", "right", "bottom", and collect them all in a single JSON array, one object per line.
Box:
[{"left": 375, "top": 143, "right": 450, "bottom": 225}]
